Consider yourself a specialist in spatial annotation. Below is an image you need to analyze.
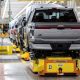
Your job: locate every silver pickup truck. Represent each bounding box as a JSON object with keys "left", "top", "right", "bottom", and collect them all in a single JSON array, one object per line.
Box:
[{"left": 25, "top": 3, "right": 80, "bottom": 51}]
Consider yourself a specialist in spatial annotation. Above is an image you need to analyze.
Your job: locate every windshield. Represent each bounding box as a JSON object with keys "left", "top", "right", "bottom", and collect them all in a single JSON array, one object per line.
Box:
[{"left": 32, "top": 9, "right": 77, "bottom": 22}]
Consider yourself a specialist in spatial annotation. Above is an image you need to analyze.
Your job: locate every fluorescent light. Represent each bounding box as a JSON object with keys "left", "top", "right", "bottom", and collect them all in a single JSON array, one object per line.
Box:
[
  {"left": 2, "top": 0, "right": 8, "bottom": 19},
  {"left": 46, "top": 1, "right": 57, "bottom": 4},
  {"left": 52, "top": 1, "right": 57, "bottom": 4},
  {"left": 46, "top": 1, "right": 50, "bottom": 4},
  {"left": 14, "top": 1, "right": 34, "bottom": 19}
]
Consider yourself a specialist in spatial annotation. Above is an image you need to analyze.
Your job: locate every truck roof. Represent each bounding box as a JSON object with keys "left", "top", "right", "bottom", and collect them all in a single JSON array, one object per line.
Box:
[
  {"left": 29, "top": 3, "right": 65, "bottom": 8},
  {"left": 27, "top": 3, "right": 73, "bottom": 12},
  {"left": 35, "top": 7, "right": 73, "bottom": 10}
]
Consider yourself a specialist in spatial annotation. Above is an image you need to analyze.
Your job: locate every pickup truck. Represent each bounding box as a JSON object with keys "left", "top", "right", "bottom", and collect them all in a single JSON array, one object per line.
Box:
[
  {"left": 24, "top": 3, "right": 80, "bottom": 52},
  {"left": 23, "top": 3, "right": 80, "bottom": 75}
]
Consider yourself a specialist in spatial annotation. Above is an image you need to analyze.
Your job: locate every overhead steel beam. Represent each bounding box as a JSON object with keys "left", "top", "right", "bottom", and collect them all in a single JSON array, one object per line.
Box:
[{"left": 2, "top": 0, "right": 8, "bottom": 19}]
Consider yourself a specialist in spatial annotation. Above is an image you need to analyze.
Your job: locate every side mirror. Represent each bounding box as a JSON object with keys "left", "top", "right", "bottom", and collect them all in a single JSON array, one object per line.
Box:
[
  {"left": 22, "top": 20, "right": 27, "bottom": 27},
  {"left": 15, "top": 25, "right": 18, "bottom": 28},
  {"left": 23, "top": 21, "right": 27, "bottom": 26}
]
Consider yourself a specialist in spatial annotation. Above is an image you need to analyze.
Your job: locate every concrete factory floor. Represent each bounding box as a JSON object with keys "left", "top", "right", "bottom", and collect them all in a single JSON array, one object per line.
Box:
[{"left": 0, "top": 38, "right": 79, "bottom": 80}]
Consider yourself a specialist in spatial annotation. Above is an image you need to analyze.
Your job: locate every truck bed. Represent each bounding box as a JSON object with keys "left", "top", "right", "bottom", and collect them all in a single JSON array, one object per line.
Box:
[{"left": 30, "top": 22, "right": 80, "bottom": 44}]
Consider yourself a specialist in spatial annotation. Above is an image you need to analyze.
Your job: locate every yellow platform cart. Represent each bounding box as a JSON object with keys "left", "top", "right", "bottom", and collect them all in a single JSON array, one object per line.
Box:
[
  {"left": 21, "top": 51, "right": 30, "bottom": 61},
  {"left": 30, "top": 57, "right": 79, "bottom": 76},
  {"left": 0, "top": 36, "right": 13, "bottom": 55},
  {"left": 0, "top": 45, "right": 13, "bottom": 55}
]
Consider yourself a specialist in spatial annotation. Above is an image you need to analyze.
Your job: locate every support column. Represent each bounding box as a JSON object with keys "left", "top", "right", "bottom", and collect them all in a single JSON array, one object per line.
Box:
[
  {"left": 8, "top": 0, "right": 12, "bottom": 22},
  {"left": 0, "top": 0, "right": 1, "bottom": 17},
  {"left": 76, "top": 0, "right": 80, "bottom": 6}
]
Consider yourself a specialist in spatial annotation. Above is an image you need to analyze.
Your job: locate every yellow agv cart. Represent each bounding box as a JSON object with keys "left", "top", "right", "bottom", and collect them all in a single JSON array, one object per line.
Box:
[{"left": 29, "top": 46, "right": 80, "bottom": 76}]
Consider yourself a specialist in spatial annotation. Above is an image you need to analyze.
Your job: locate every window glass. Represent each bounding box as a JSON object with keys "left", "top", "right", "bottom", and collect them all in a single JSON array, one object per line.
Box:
[{"left": 32, "top": 9, "right": 77, "bottom": 22}]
